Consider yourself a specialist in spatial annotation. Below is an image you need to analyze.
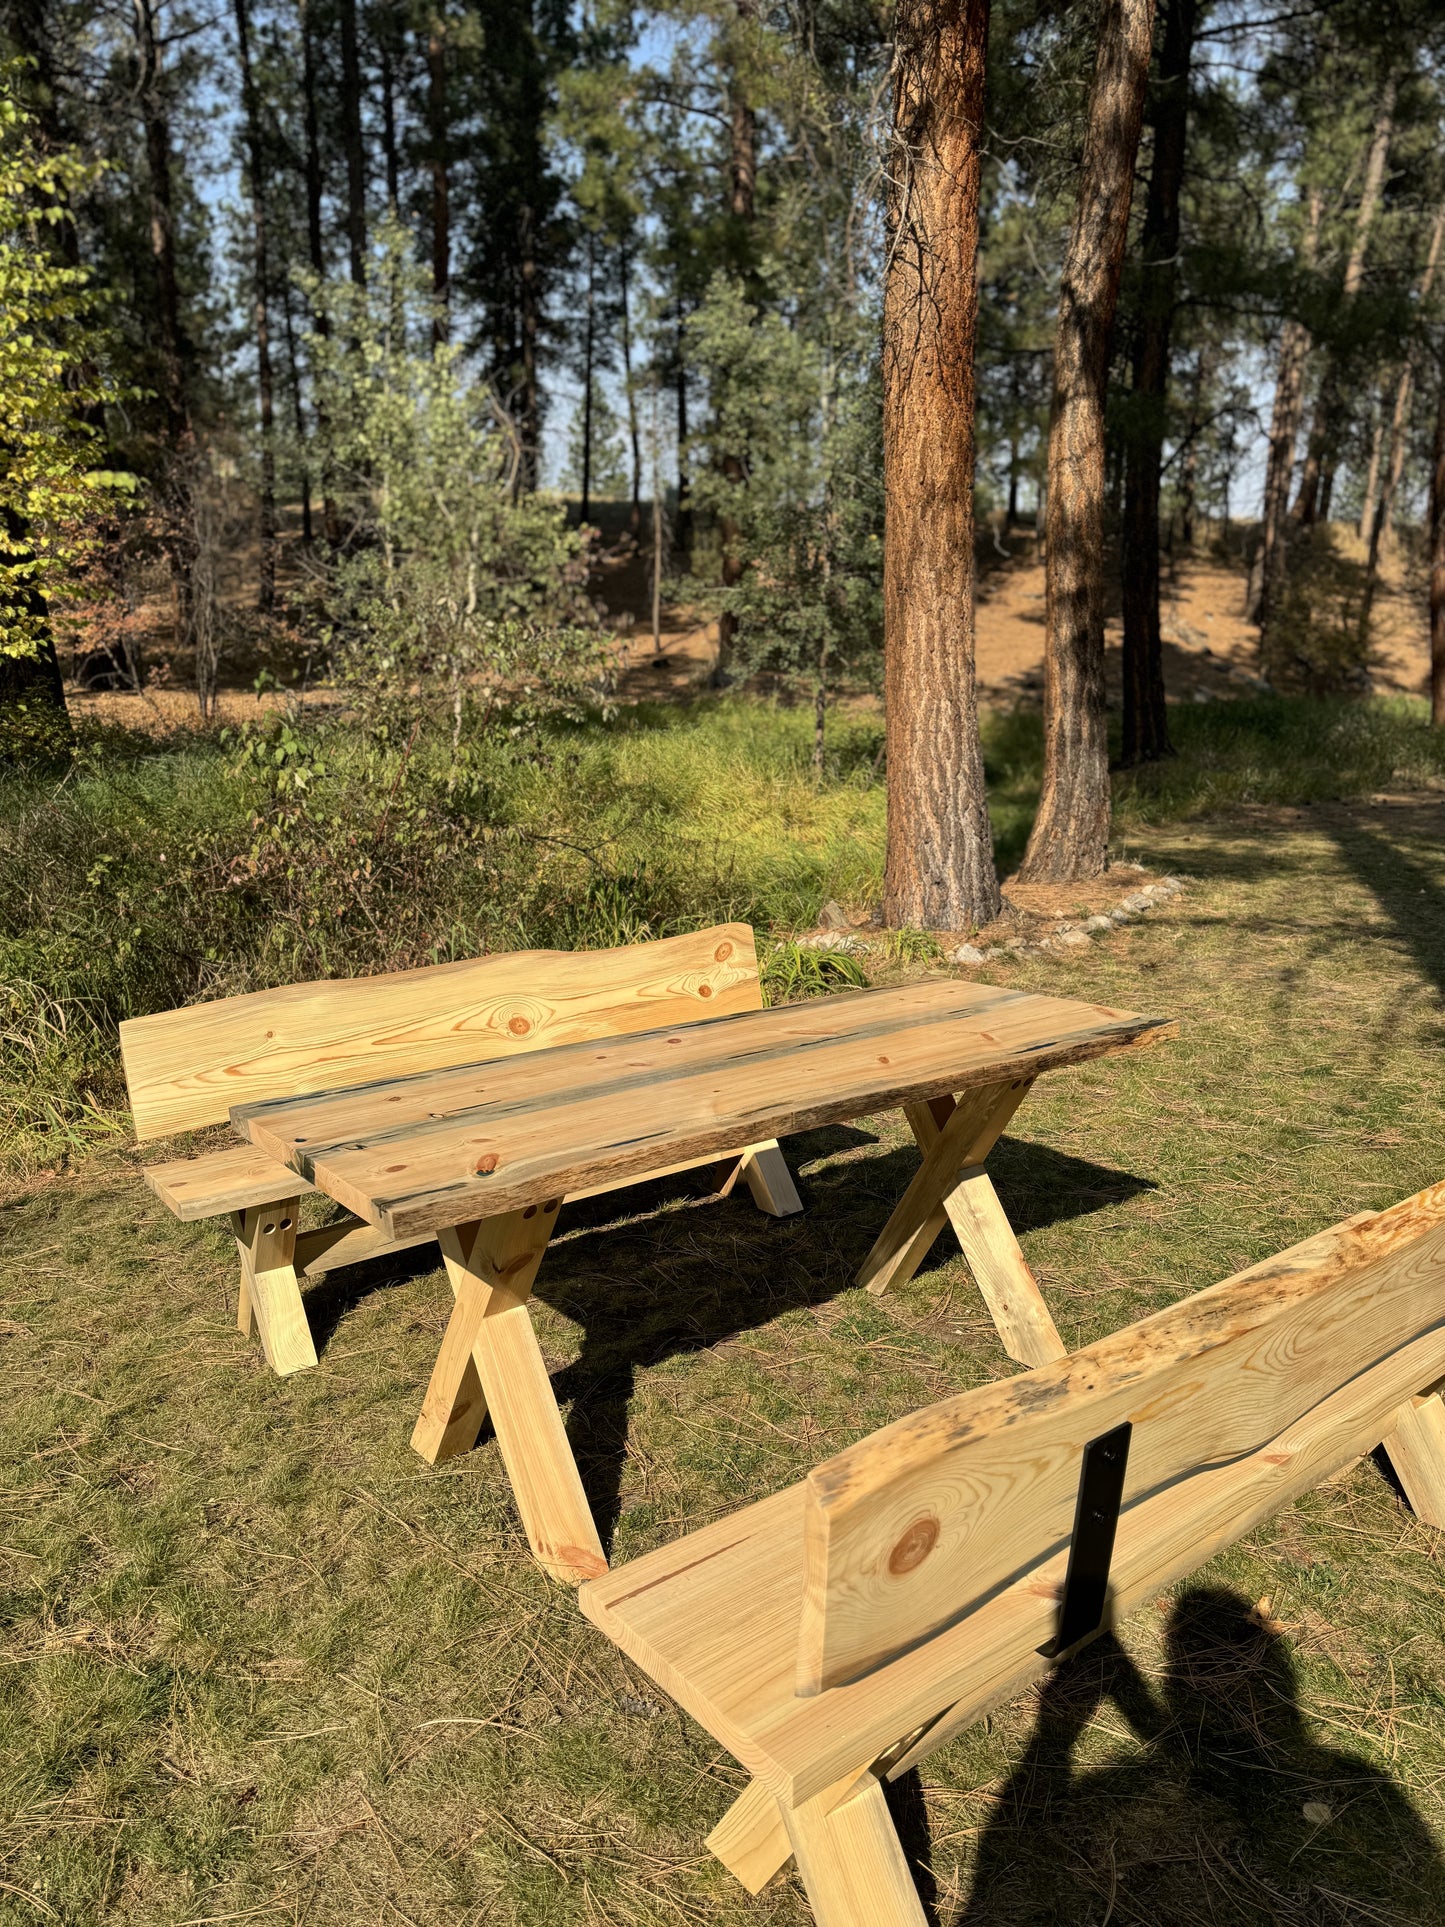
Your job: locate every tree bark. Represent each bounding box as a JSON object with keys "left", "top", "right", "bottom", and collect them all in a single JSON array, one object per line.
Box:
[
  {"left": 714, "top": 0, "right": 758, "bottom": 681},
  {"left": 881, "top": 0, "right": 1001, "bottom": 931},
  {"left": 1020, "top": 0, "right": 1156, "bottom": 883},
  {"left": 518, "top": 200, "right": 540, "bottom": 491},
  {"left": 233, "top": 0, "right": 276, "bottom": 612},
  {"left": 428, "top": 12, "right": 449, "bottom": 339},
  {"left": 675, "top": 312, "right": 692, "bottom": 559},
  {"left": 1120, "top": 0, "right": 1195, "bottom": 768},
  {"left": 1292, "top": 76, "right": 1396, "bottom": 526},
  {"left": 299, "top": 0, "right": 340, "bottom": 547},
  {"left": 1432, "top": 366, "right": 1445, "bottom": 727},
  {"left": 338, "top": 0, "right": 367, "bottom": 285},
  {"left": 1251, "top": 188, "right": 1320, "bottom": 632},
  {"left": 580, "top": 231, "right": 595, "bottom": 521},
  {"left": 619, "top": 244, "right": 642, "bottom": 532}
]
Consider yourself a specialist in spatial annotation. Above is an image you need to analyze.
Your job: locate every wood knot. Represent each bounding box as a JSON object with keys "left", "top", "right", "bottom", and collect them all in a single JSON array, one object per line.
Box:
[
  {"left": 508, "top": 1015, "right": 531, "bottom": 1035},
  {"left": 475, "top": 1153, "right": 500, "bottom": 1175},
  {"left": 714, "top": 942, "right": 733, "bottom": 961},
  {"left": 698, "top": 983, "right": 713, "bottom": 998},
  {"left": 888, "top": 1516, "right": 939, "bottom": 1577}
]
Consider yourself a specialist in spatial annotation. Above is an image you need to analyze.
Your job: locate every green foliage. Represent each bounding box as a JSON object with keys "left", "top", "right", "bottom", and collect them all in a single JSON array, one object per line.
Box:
[
  {"left": 299, "top": 219, "right": 610, "bottom": 761},
  {"left": 760, "top": 939, "right": 868, "bottom": 1003},
  {"left": 0, "top": 64, "right": 135, "bottom": 665},
  {"left": 686, "top": 272, "right": 883, "bottom": 726}
]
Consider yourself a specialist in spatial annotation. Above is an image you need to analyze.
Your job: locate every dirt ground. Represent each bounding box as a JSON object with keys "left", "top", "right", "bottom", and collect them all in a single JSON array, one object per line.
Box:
[{"left": 64, "top": 516, "right": 1433, "bottom": 732}]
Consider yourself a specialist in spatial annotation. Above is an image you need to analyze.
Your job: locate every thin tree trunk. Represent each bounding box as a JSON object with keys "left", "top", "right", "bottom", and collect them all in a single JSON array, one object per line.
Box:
[
  {"left": 428, "top": 13, "right": 449, "bottom": 338},
  {"left": 1431, "top": 367, "right": 1445, "bottom": 727},
  {"left": 234, "top": 0, "right": 276, "bottom": 612},
  {"left": 338, "top": 0, "right": 367, "bottom": 284},
  {"left": 1357, "top": 401, "right": 1385, "bottom": 545},
  {"left": 1292, "top": 76, "right": 1396, "bottom": 526},
  {"left": 675, "top": 317, "right": 692, "bottom": 559},
  {"left": 580, "top": 231, "right": 595, "bottom": 521},
  {"left": 1120, "top": 0, "right": 1195, "bottom": 767},
  {"left": 1020, "top": 0, "right": 1156, "bottom": 882},
  {"left": 299, "top": 0, "right": 340, "bottom": 546},
  {"left": 714, "top": 0, "right": 757, "bottom": 682},
  {"left": 280, "top": 277, "right": 312, "bottom": 546},
  {"left": 881, "top": 0, "right": 1001, "bottom": 930},
  {"left": 518, "top": 201, "right": 539, "bottom": 491},
  {"left": 379, "top": 10, "right": 400, "bottom": 210},
  {"left": 1251, "top": 188, "right": 1321, "bottom": 633},
  {"left": 1367, "top": 205, "right": 1445, "bottom": 556},
  {"left": 619, "top": 245, "right": 642, "bottom": 533}
]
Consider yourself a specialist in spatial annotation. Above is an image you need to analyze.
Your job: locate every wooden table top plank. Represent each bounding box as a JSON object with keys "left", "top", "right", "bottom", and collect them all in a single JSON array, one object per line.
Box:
[{"left": 233, "top": 982, "right": 1176, "bottom": 1241}]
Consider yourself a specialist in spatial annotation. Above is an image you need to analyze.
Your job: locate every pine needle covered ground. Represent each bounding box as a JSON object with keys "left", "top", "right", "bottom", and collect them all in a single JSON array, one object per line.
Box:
[{"left": 4, "top": 699, "right": 1445, "bottom": 1921}]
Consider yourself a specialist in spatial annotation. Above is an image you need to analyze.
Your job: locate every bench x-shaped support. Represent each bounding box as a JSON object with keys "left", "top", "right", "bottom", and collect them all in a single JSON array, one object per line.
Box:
[{"left": 855, "top": 1077, "right": 1067, "bottom": 1370}]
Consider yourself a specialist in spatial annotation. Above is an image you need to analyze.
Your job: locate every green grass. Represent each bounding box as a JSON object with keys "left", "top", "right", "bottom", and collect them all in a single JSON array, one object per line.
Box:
[
  {"left": 5, "top": 713, "right": 1445, "bottom": 1918},
  {"left": 7, "top": 691, "right": 1445, "bottom": 1171}
]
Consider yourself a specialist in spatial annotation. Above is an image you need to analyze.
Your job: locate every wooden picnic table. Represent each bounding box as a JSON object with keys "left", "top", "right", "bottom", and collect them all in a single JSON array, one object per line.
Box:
[{"left": 231, "top": 978, "right": 1175, "bottom": 1582}]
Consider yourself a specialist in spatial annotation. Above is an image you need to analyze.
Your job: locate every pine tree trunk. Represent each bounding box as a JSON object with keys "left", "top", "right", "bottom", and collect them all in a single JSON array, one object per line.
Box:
[
  {"left": 1120, "top": 0, "right": 1195, "bottom": 768},
  {"left": 518, "top": 201, "right": 540, "bottom": 491},
  {"left": 280, "top": 278, "right": 312, "bottom": 546},
  {"left": 299, "top": 0, "right": 340, "bottom": 547},
  {"left": 714, "top": 0, "right": 757, "bottom": 682},
  {"left": 428, "top": 15, "right": 449, "bottom": 339},
  {"left": 1358, "top": 401, "right": 1385, "bottom": 545},
  {"left": 881, "top": 0, "right": 1001, "bottom": 931},
  {"left": 1291, "top": 76, "right": 1396, "bottom": 525},
  {"left": 619, "top": 245, "right": 643, "bottom": 533},
  {"left": 379, "top": 14, "right": 400, "bottom": 210},
  {"left": 1020, "top": 0, "right": 1156, "bottom": 883},
  {"left": 338, "top": 0, "right": 367, "bottom": 285},
  {"left": 234, "top": 0, "right": 276, "bottom": 612},
  {"left": 1432, "top": 366, "right": 1445, "bottom": 727},
  {"left": 674, "top": 317, "right": 692, "bottom": 559},
  {"left": 580, "top": 232, "right": 595, "bottom": 522}
]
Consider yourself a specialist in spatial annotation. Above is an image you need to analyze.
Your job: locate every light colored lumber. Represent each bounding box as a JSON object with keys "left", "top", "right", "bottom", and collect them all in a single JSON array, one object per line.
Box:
[
  {"left": 1383, "top": 1390, "right": 1445, "bottom": 1527},
  {"left": 235, "top": 984, "right": 1173, "bottom": 1241},
  {"left": 412, "top": 1214, "right": 605, "bottom": 1583},
  {"left": 798, "top": 1187, "right": 1445, "bottom": 1696},
  {"left": 899, "top": 1089, "right": 1064, "bottom": 1365},
  {"left": 857, "top": 1078, "right": 1029, "bottom": 1296},
  {"left": 706, "top": 1781, "right": 791, "bottom": 1896},
  {"left": 940, "top": 1168, "right": 1065, "bottom": 1366},
  {"left": 579, "top": 1184, "right": 1445, "bottom": 1806},
  {"left": 231, "top": 1199, "right": 316, "bottom": 1376},
  {"left": 145, "top": 1145, "right": 318, "bottom": 1221},
  {"left": 739, "top": 1141, "right": 804, "bottom": 1217},
  {"left": 293, "top": 1215, "right": 435, "bottom": 1277},
  {"left": 781, "top": 1774, "right": 927, "bottom": 1927},
  {"left": 121, "top": 923, "right": 764, "bottom": 1141}
]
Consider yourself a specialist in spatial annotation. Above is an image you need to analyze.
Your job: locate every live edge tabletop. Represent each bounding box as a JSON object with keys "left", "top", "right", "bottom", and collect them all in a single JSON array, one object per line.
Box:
[
  {"left": 229, "top": 978, "right": 1176, "bottom": 1583},
  {"left": 231, "top": 979, "right": 1173, "bottom": 1241}
]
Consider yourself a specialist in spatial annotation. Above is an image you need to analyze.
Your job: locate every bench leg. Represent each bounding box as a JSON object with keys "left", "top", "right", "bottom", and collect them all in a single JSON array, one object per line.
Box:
[
  {"left": 1382, "top": 1390, "right": 1445, "bottom": 1526},
  {"left": 738, "top": 1140, "right": 804, "bottom": 1216},
  {"left": 857, "top": 1082, "right": 1067, "bottom": 1370},
  {"left": 782, "top": 1774, "right": 927, "bottom": 1927},
  {"left": 230, "top": 1200, "right": 316, "bottom": 1376},
  {"left": 411, "top": 1208, "right": 607, "bottom": 1584}
]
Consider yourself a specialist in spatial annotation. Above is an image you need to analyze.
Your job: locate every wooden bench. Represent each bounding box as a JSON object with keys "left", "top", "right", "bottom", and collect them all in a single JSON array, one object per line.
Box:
[
  {"left": 121, "top": 924, "right": 801, "bottom": 1378},
  {"left": 579, "top": 1182, "right": 1445, "bottom": 1925}
]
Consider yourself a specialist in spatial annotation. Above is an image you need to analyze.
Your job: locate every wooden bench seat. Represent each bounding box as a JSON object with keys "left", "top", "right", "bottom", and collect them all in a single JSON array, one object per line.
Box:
[
  {"left": 580, "top": 1182, "right": 1445, "bottom": 1924},
  {"left": 123, "top": 924, "right": 801, "bottom": 1382}
]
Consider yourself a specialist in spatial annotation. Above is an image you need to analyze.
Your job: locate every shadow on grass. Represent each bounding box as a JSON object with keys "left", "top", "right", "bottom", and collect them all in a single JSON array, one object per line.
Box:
[
  {"left": 302, "top": 1126, "right": 1154, "bottom": 1550},
  {"left": 1325, "top": 813, "right": 1445, "bottom": 1011},
  {"left": 952, "top": 1587, "right": 1445, "bottom": 1925}
]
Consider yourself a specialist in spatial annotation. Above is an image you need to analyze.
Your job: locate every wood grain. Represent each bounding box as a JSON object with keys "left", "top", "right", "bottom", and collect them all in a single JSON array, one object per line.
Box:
[
  {"left": 579, "top": 1185, "right": 1445, "bottom": 1809},
  {"left": 145, "top": 1144, "right": 317, "bottom": 1220},
  {"left": 233, "top": 983, "right": 1174, "bottom": 1240},
  {"left": 798, "top": 1185, "right": 1445, "bottom": 1694},
  {"left": 1382, "top": 1390, "right": 1445, "bottom": 1527},
  {"left": 782, "top": 1774, "right": 928, "bottom": 1927},
  {"left": 122, "top": 923, "right": 764, "bottom": 1141}
]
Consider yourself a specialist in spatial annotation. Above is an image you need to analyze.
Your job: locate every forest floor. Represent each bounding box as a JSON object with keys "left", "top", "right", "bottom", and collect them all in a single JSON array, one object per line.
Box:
[
  {"left": 62, "top": 510, "right": 1434, "bottom": 731},
  {"left": 6, "top": 723, "right": 1445, "bottom": 1919}
]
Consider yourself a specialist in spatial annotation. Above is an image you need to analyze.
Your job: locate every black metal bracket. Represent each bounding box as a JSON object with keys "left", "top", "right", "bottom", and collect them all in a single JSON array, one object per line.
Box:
[{"left": 1039, "top": 1420, "right": 1133, "bottom": 1660}]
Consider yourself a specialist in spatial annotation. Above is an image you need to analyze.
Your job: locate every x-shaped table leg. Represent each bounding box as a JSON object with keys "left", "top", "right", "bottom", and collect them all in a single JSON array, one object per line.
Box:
[
  {"left": 410, "top": 1202, "right": 607, "bottom": 1584},
  {"left": 856, "top": 1078, "right": 1067, "bottom": 1369}
]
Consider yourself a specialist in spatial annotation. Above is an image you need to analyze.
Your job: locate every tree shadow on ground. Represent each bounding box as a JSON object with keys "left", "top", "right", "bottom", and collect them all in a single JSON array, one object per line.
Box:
[
  {"left": 1324, "top": 809, "right": 1445, "bottom": 1012},
  {"left": 952, "top": 1586, "right": 1445, "bottom": 1925}
]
